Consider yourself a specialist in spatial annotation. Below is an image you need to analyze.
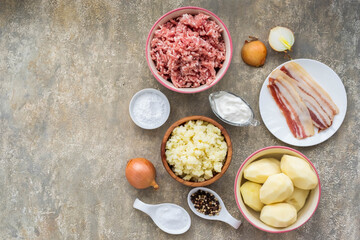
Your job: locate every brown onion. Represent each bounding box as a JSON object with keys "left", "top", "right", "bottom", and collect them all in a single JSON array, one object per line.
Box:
[
  {"left": 241, "top": 37, "right": 267, "bottom": 67},
  {"left": 125, "top": 158, "right": 159, "bottom": 190}
]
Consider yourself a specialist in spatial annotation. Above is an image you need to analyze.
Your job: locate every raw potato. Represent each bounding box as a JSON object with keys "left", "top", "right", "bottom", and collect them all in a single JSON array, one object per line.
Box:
[
  {"left": 285, "top": 187, "right": 310, "bottom": 211},
  {"left": 260, "top": 173, "right": 294, "bottom": 204},
  {"left": 244, "top": 158, "right": 281, "bottom": 183},
  {"left": 281, "top": 155, "right": 318, "bottom": 190},
  {"left": 240, "top": 181, "right": 264, "bottom": 212},
  {"left": 260, "top": 203, "right": 297, "bottom": 228}
]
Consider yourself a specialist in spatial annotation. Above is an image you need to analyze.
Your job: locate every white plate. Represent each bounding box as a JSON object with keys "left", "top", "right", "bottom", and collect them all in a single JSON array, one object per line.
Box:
[{"left": 259, "top": 59, "right": 347, "bottom": 147}]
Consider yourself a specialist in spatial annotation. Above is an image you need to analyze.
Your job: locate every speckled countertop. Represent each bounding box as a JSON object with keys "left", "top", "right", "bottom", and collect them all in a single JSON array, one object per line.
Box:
[{"left": 0, "top": 0, "right": 359, "bottom": 239}]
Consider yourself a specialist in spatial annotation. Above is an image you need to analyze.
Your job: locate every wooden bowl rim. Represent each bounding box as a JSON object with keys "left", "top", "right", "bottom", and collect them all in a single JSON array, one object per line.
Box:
[{"left": 161, "top": 115, "right": 233, "bottom": 187}]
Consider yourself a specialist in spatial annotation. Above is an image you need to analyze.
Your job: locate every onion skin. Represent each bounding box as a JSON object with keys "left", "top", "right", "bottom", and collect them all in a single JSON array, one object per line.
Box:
[
  {"left": 126, "top": 158, "right": 159, "bottom": 190},
  {"left": 241, "top": 39, "right": 267, "bottom": 67}
]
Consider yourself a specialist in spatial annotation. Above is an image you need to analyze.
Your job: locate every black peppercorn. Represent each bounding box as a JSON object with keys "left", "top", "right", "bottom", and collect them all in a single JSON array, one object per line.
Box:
[{"left": 191, "top": 190, "right": 221, "bottom": 216}]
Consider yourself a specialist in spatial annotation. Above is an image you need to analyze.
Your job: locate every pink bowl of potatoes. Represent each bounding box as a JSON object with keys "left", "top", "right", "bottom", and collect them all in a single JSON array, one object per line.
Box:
[
  {"left": 234, "top": 146, "right": 321, "bottom": 233},
  {"left": 146, "top": 6, "right": 233, "bottom": 94}
]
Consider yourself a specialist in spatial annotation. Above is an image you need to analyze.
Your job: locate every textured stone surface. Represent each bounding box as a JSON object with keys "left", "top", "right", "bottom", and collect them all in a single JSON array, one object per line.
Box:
[{"left": 0, "top": 0, "right": 359, "bottom": 239}]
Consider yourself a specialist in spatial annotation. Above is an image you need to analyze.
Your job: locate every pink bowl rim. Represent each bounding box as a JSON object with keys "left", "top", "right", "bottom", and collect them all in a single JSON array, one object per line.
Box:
[
  {"left": 233, "top": 146, "right": 322, "bottom": 233},
  {"left": 145, "top": 6, "right": 233, "bottom": 94}
]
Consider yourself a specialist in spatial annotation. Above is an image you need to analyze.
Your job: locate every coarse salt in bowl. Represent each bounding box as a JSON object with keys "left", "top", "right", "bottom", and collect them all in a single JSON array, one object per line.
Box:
[
  {"left": 146, "top": 6, "right": 233, "bottom": 94},
  {"left": 234, "top": 146, "right": 321, "bottom": 233},
  {"left": 129, "top": 88, "right": 170, "bottom": 129}
]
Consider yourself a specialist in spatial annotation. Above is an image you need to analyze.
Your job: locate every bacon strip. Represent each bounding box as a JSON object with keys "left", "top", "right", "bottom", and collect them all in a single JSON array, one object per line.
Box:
[
  {"left": 268, "top": 76, "right": 315, "bottom": 139},
  {"left": 271, "top": 69, "right": 331, "bottom": 130},
  {"left": 279, "top": 62, "right": 339, "bottom": 130}
]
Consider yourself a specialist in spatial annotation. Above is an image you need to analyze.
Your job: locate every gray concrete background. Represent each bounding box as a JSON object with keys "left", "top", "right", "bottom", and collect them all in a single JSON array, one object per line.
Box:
[{"left": 0, "top": 0, "right": 359, "bottom": 239}]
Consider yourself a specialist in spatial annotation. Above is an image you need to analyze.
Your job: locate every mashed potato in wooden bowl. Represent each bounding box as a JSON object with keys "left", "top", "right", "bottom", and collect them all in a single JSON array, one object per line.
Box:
[{"left": 161, "top": 116, "right": 232, "bottom": 187}]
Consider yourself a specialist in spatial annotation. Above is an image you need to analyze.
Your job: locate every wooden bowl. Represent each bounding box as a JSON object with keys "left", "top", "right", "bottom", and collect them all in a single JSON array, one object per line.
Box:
[{"left": 161, "top": 116, "right": 232, "bottom": 187}]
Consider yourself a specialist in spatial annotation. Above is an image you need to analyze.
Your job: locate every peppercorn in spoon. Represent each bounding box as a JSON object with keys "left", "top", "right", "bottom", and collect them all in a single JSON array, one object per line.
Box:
[{"left": 187, "top": 187, "right": 242, "bottom": 229}]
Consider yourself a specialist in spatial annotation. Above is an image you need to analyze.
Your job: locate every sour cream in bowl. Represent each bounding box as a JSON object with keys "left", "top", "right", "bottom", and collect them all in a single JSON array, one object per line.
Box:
[{"left": 209, "top": 91, "right": 259, "bottom": 127}]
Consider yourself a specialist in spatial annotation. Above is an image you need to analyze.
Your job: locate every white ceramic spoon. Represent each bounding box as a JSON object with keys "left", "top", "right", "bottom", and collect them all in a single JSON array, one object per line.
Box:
[
  {"left": 187, "top": 187, "right": 241, "bottom": 229},
  {"left": 133, "top": 198, "right": 191, "bottom": 235}
]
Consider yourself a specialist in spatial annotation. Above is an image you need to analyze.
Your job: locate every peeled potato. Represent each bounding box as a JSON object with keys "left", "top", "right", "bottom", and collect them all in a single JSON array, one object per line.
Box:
[
  {"left": 260, "top": 173, "right": 294, "bottom": 204},
  {"left": 260, "top": 203, "right": 297, "bottom": 228},
  {"left": 285, "top": 187, "right": 310, "bottom": 211},
  {"left": 240, "top": 181, "right": 264, "bottom": 212},
  {"left": 281, "top": 155, "right": 318, "bottom": 190},
  {"left": 244, "top": 158, "right": 281, "bottom": 183}
]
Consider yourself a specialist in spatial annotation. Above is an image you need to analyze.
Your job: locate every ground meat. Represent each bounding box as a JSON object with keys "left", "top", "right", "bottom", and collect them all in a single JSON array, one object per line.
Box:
[{"left": 150, "top": 13, "right": 226, "bottom": 88}]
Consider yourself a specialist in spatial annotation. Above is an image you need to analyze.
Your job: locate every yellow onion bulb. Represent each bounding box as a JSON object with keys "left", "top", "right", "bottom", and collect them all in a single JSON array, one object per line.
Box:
[
  {"left": 241, "top": 38, "right": 267, "bottom": 67},
  {"left": 125, "top": 158, "right": 159, "bottom": 190}
]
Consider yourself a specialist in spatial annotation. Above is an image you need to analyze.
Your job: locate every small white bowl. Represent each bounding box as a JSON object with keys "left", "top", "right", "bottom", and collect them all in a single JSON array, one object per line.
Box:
[
  {"left": 129, "top": 88, "right": 170, "bottom": 129},
  {"left": 146, "top": 6, "right": 233, "bottom": 94},
  {"left": 234, "top": 146, "right": 321, "bottom": 233}
]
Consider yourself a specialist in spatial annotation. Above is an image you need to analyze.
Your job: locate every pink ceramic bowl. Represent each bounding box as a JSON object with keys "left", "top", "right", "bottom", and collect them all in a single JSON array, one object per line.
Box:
[
  {"left": 234, "top": 146, "right": 321, "bottom": 233},
  {"left": 146, "top": 6, "right": 233, "bottom": 94}
]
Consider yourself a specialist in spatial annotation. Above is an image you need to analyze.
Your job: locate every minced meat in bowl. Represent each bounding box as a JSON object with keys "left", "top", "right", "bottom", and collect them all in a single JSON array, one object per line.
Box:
[
  {"left": 146, "top": 7, "right": 233, "bottom": 93},
  {"left": 151, "top": 13, "right": 225, "bottom": 88}
]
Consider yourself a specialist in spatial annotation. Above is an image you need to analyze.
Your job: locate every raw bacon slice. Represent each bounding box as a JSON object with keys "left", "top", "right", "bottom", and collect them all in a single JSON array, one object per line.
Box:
[
  {"left": 270, "top": 69, "right": 333, "bottom": 130},
  {"left": 268, "top": 76, "right": 315, "bottom": 139},
  {"left": 280, "top": 62, "right": 339, "bottom": 129}
]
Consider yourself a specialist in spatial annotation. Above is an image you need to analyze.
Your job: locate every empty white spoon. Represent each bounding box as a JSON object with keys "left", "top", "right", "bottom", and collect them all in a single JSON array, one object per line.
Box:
[
  {"left": 187, "top": 187, "right": 241, "bottom": 229},
  {"left": 133, "top": 198, "right": 191, "bottom": 235}
]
